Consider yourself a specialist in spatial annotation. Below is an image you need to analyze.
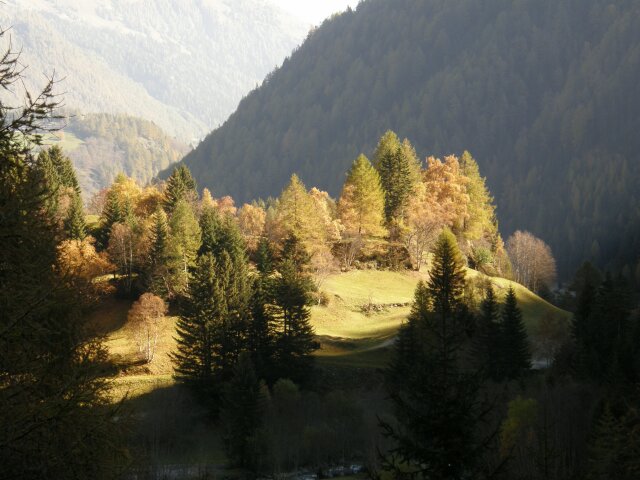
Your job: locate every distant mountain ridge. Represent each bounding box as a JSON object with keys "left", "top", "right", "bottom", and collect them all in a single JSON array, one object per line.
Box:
[
  {"left": 1, "top": 0, "right": 308, "bottom": 141},
  {"left": 175, "top": 0, "right": 640, "bottom": 278}
]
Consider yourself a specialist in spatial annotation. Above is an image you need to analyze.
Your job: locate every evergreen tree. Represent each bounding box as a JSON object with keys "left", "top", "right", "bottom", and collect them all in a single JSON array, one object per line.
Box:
[
  {"left": 65, "top": 193, "right": 87, "bottom": 240},
  {"left": 172, "top": 252, "right": 220, "bottom": 392},
  {"left": 337, "top": 154, "right": 386, "bottom": 237},
  {"left": 473, "top": 285, "right": 501, "bottom": 380},
  {"left": 174, "top": 210, "right": 251, "bottom": 402},
  {"left": 255, "top": 237, "right": 275, "bottom": 275},
  {"left": 381, "top": 230, "right": 492, "bottom": 479},
  {"left": 163, "top": 164, "right": 197, "bottom": 212},
  {"left": 374, "top": 131, "right": 419, "bottom": 224},
  {"left": 273, "top": 235, "right": 318, "bottom": 385},
  {"left": 220, "top": 353, "right": 265, "bottom": 468},
  {"left": 248, "top": 274, "right": 277, "bottom": 384},
  {"left": 500, "top": 287, "right": 531, "bottom": 380},
  {"left": 146, "top": 207, "right": 170, "bottom": 296},
  {"left": 0, "top": 37, "right": 127, "bottom": 478},
  {"left": 97, "top": 188, "right": 124, "bottom": 248}
]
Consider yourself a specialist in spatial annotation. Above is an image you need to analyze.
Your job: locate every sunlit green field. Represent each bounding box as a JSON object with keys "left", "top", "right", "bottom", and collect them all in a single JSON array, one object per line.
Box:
[{"left": 97, "top": 268, "right": 570, "bottom": 398}]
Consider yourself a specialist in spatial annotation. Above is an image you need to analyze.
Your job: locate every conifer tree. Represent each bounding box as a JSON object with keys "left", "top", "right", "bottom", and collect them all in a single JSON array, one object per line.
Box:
[
  {"left": 173, "top": 252, "right": 220, "bottom": 392},
  {"left": 145, "top": 207, "right": 170, "bottom": 295},
  {"left": 275, "top": 174, "right": 325, "bottom": 249},
  {"left": 255, "top": 237, "right": 275, "bottom": 275},
  {"left": 500, "top": 287, "right": 531, "bottom": 379},
  {"left": 0, "top": 36, "right": 127, "bottom": 477},
  {"left": 65, "top": 193, "right": 87, "bottom": 240},
  {"left": 473, "top": 285, "right": 501, "bottom": 380},
  {"left": 220, "top": 353, "right": 265, "bottom": 468},
  {"left": 163, "top": 164, "right": 197, "bottom": 212},
  {"left": 337, "top": 154, "right": 386, "bottom": 237},
  {"left": 381, "top": 230, "right": 492, "bottom": 479},
  {"left": 273, "top": 235, "right": 318, "bottom": 384},
  {"left": 167, "top": 199, "right": 201, "bottom": 295},
  {"left": 97, "top": 188, "right": 124, "bottom": 248},
  {"left": 460, "top": 151, "right": 496, "bottom": 241},
  {"left": 374, "top": 131, "right": 419, "bottom": 224}
]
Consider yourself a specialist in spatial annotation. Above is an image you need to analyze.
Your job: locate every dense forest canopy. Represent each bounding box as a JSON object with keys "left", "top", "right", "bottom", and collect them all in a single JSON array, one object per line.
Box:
[
  {"left": 175, "top": 0, "right": 640, "bottom": 279},
  {"left": 51, "top": 113, "right": 189, "bottom": 198}
]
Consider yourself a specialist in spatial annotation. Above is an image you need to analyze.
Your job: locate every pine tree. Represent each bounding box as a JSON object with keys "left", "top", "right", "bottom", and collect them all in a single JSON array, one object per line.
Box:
[
  {"left": 65, "top": 193, "right": 87, "bottom": 240},
  {"left": 163, "top": 164, "right": 197, "bottom": 212},
  {"left": 97, "top": 188, "right": 124, "bottom": 248},
  {"left": 220, "top": 353, "right": 265, "bottom": 468},
  {"left": 273, "top": 236, "right": 318, "bottom": 385},
  {"left": 146, "top": 207, "right": 170, "bottom": 295},
  {"left": 381, "top": 229, "right": 492, "bottom": 479},
  {"left": 337, "top": 154, "right": 386, "bottom": 237},
  {"left": 172, "top": 252, "right": 220, "bottom": 392},
  {"left": 500, "top": 287, "right": 531, "bottom": 380},
  {"left": 255, "top": 237, "right": 275, "bottom": 275},
  {"left": 0, "top": 36, "right": 127, "bottom": 478},
  {"left": 374, "top": 131, "right": 419, "bottom": 224},
  {"left": 473, "top": 285, "right": 501, "bottom": 380}
]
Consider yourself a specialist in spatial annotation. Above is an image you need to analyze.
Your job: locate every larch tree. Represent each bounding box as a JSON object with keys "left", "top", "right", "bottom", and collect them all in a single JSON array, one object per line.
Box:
[
  {"left": 338, "top": 154, "right": 386, "bottom": 237},
  {"left": 274, "top": 174, "right": 325, "bottom": 253},
  {"left": 460, "top": 151, "right": 496, "bottom": 241},
  {"left": 337, "top": 154, "right": 386, "bottom": 266},
  {"left": 167, "top": 199, "right": 201, "bottom": 296}
]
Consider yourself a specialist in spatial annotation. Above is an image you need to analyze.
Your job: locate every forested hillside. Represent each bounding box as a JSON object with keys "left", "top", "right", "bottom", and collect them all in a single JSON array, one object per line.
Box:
[
  {"left": 49, "top": 113, "right": 189, "bottom": 198},
  {"left": 178, "top": 0, "right": 640, "bottom": 278},
  {"left": 0, "top": 0, "right": 307, "bottom": 140}
]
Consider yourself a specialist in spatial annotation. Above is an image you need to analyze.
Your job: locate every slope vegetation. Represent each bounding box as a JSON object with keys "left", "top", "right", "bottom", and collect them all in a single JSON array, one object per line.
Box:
[
  {"left": 100, "top": 268, "right": 569, "bottom": 397},
  {"left": 178, "top": 0, "right": 640, "bottom": 277},
  {"left": 1, "top": 0, "right": 307, "bottom": 140}
]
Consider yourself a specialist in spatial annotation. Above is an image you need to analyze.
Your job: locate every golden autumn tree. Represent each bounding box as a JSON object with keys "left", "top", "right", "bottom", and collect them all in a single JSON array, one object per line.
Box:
[
  {"left": 128, "top": 293, "right": 168, "bottom": 363},
  {"left": 337, "top": 154, "right": 386, "bottom": 266},
  {"left": 237, "top": 203, "right": 267, "bottom": 251}
]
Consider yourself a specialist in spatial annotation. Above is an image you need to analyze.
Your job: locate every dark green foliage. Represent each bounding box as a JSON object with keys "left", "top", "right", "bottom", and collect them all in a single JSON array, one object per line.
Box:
[
  {"left": 175, "top": 0, "right": 640, "bottom": 278},
  {"left": 381, "top": 231, "right": 493, "bottom": 479},
  {"left": 272, "top": 236, "right": 318, "bottom": 385},
  {"left": 220, "top": 353, "right": 265, "bottom": 468},
  {"left": 248, "top": 275, "right": 277, "bottom": 385},
  {"left": 0, "top": 35, "right": 127, "bottom": 478},
  {"left": 163, "top": 165, "right": 197, "bottom": 212},
  {"left": 473, "top": 286, "right": 502, "bottom": 380},
  {"left": 500, "top": 287, "right": 531, "bottom": 380},
  {"left": 255, "top": 237, "right": 275, "bottom": 275},
  {"left": 65, "top": 193, "right": 87, "bottom": 240},
  {"left": 587, "top": 400, "right": 640, "bottom": 479},
  {"left": 573, "top": 274, "right": 637, "bottom": 383},
  {"left": 97, "top": 188, "right": 124, "bottom": 247},
  {"left": 173, "top": 209, "right": 251, "bottom": 403},
  {"left": 145, "top": 207, "right": 170, "bottom": 296}
]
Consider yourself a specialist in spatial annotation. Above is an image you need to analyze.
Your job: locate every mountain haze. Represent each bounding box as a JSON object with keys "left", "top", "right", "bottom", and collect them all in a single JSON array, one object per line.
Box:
[
  {"left": 177, "top": 0, "right": 640, "bottom": 278},
  {"left": 0, "top": 0, "right": 308, "bottom": 141}
]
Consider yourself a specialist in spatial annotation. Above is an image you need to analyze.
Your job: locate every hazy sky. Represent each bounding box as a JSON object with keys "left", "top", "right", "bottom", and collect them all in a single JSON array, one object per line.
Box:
[{"left": 267, "top": 0, "right": 361, "bottom": 25}]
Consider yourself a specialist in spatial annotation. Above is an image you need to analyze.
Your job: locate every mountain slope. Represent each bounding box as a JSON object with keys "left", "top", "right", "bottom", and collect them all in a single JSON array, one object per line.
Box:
[
  {"left": 177, "top": 0, "right": 640, "bottom": 278},
  {"left": 47, "top": 113, "right": 189, "bottom": 198},
  {"left": 1, "top": 0, "right": 308, "bottom": 141}
]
